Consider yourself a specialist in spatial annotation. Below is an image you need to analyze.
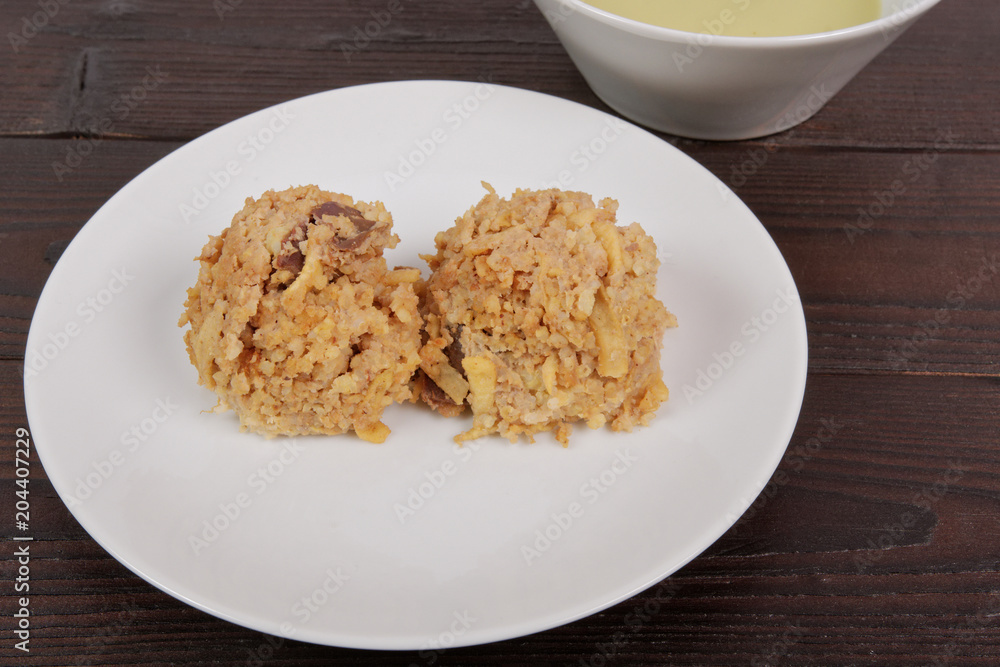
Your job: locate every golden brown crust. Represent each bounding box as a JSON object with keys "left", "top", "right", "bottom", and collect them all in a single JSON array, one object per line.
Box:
[
  {"left": 179, "top": 185, "right": 422, "bottom": 441},
  {"left": 418, "top": 183, "right": 676, "bottom": 445}
]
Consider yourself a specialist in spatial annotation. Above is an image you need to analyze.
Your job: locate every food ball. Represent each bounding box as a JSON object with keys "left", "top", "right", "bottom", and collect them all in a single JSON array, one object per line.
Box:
[
  {"left": 179, "top": 185, "right": 422, "bottom": 442},
  {"left": 417, "top": 184, "right": 676, "bottom": 445}
]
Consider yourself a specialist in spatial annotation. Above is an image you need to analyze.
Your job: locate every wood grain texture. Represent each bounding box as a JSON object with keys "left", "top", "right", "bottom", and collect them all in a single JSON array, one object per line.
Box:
[
  {"left": 3, "top": 140, "right": 997, "bottom": 373},
  {"left": 2, "top": 0, "right": 999, "bottom": 664},
  {"left": 0, "top": 0, "right": 997, "bottom": 148},
  {"left": 2, "top": 367, "right": 999, "bottom": 665}
]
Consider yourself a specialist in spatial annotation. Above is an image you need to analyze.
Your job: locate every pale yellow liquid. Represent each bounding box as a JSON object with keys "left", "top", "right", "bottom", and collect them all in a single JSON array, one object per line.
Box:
[{"left": 584, "top": 0, "right": 882, "bottom": 37}]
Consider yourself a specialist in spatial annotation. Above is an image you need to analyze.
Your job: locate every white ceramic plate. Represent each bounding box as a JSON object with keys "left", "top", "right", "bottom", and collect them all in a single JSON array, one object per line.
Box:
[{"left": 24, "top": 80, "right": 807, "bottom": 650}]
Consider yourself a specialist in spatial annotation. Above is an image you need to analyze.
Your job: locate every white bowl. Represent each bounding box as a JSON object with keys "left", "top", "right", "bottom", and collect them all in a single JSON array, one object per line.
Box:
[{"left": 534, "top": 0, "right": 942, "bottom": 140}]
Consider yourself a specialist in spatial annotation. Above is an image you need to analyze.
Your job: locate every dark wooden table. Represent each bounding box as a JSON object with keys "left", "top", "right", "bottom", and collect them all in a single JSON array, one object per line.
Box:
[{"left": 2, "top": 0, "right": 998, "bottom": 664}]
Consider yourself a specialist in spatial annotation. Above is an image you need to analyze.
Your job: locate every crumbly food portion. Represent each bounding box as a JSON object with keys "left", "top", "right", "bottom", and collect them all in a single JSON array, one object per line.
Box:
[
  {"left": 179, "top": 185, "right": 422, "bottom": 442},
  {"left": 418, "top": 184, "right": 676, "bottom": 445}
]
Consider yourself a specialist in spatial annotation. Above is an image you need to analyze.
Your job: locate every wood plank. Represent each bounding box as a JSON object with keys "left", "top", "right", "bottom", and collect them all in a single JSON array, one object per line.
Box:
[
  {"left": 0, "top": 0, "right": 997, "bottom": 149},
  {"left": 0, "top": 0, "right": 588, "bottom": 140},
  {"left": 687, "top": 145, "right": 999, "bottom": 236},
  {"left": 3, "top": 363, "right": 1000, "bottom": 664},
  {"left": 4, "top": 139, "right": 998, "bottom": 373},
  {"left": 804, "top": 302, "right": 1000, "bottom": 375}
]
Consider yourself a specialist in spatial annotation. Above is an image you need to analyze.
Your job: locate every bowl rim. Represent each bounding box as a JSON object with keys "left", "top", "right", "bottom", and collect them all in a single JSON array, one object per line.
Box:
[{"left": 543, "top": 0, "right": 943, "bottom": 46}]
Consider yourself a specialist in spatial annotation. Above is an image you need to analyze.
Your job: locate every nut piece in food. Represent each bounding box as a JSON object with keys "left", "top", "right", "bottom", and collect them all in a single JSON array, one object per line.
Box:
[
  {"left": 178, "top": 185, "right": 423, "bottom": 441},
  {"left": 418, "top": 183, "right": 677, "bottom": 445}
]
